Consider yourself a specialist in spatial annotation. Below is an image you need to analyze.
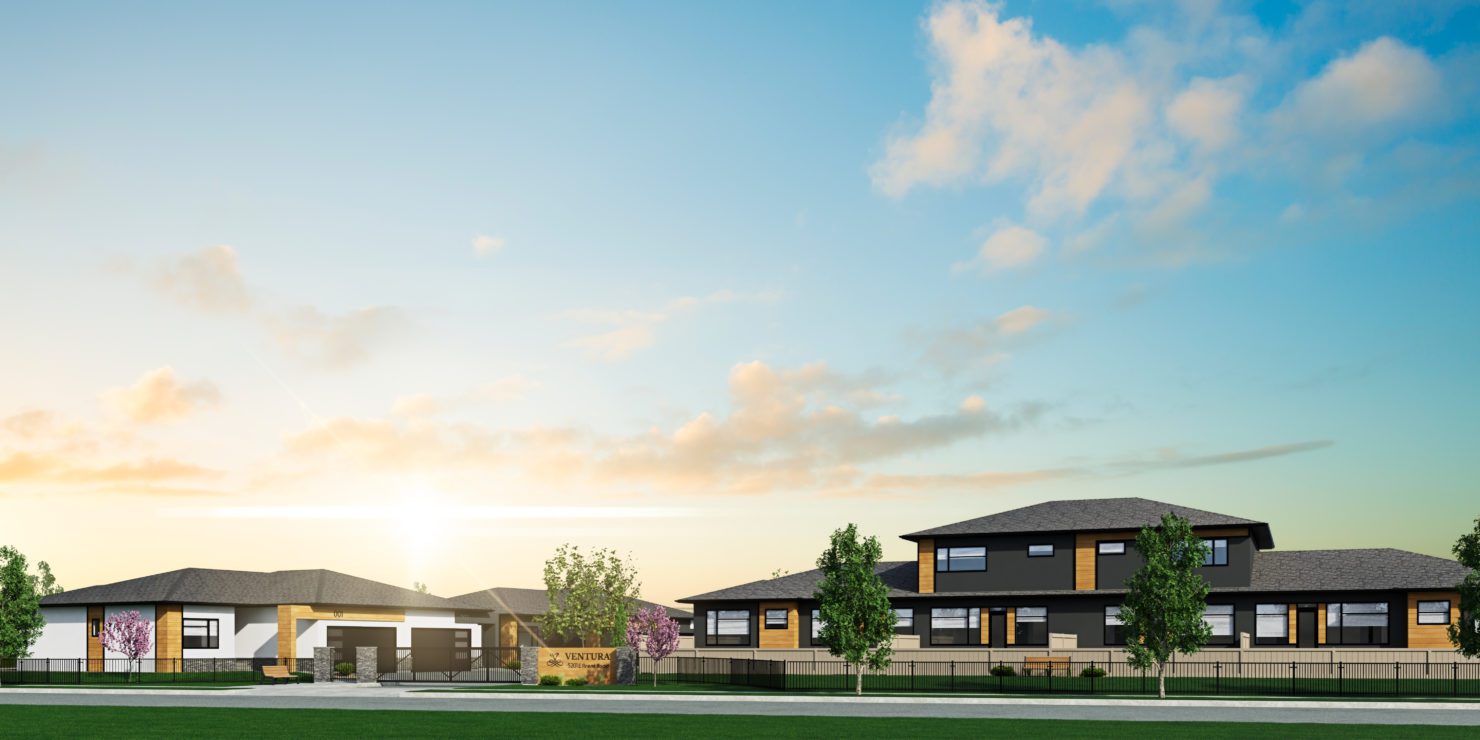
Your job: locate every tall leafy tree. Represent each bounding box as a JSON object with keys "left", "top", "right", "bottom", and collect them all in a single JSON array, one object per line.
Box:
[
  {"left": 813, "top": 523, "right": 896, "bottom": 696},
  {"left": 1119, "top": 513, "right": 1212, "bottom": 699},
  {"left": 0, "top": 546, "right": 51, "bottom": 663},
  {"left": 1450, "top": 516, "right": 1480, "bottom": 658},
  {"left": 538, "top": 544, "right": 641, "bottom": 648}
]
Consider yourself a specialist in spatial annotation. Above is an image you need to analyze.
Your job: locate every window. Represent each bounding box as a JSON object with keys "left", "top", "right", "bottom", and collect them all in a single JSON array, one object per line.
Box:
[
  {"left": 1027, "top": 544, "right": 1054, "bottom": 557},
  {"left": 1098, "top": 542, "right": 1126, "bottom": 555},
  {"left": 1203, "top": 539, "right": 1229, "bottom": 566},
  {"left": 89, "top": 618, "right": 100, "bottom": 638},
  {"left": 706, "top": 610, "right": 750, "bottom": 646},
  {"left": 930, "top": 607, "right": 979, "bottom": 645},
  {"left": 182, "top": 618, "right": 219, "bottom": 650},
  {"left": 1256, "top": 604, "right": 1288, "bottom": 645},
  {"left": 1327, "top": 602, "right": 1389, "bottom": 646},
  {"left": 1202, "top": 605, "right": 1234, "bottom": 641},
  {"left": 1104, "top": 606, "right": 1124, "bottom": 645},
  {"left": 1015, "top": 607, "right": 1048, "bottom": 645},
  {"left": 1417, "top": 601, "right": 1451, "bottom": 625},
  {"left": 764, "top": 609, "right": 789, "bottom": 629},
  {"left": 810, "top": 609, "right": 826, "bottom": 642},
  {"left": 894, "top": 608, "right": 914, "bottom": 631},
  {"left": 935, "top": 546, "right": 987, "bottom": 572}
]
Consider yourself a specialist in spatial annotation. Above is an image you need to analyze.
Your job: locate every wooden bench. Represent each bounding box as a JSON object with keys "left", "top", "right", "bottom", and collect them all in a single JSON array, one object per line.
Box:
[
  {"left": 261, "top": 665, "right": 295, "bottom": 684},
  {"left": 1022, "top": 656, "right": 1071, "bottom": 677}
]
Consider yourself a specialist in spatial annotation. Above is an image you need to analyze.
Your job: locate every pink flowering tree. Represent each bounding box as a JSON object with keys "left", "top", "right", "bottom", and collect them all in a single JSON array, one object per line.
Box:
[
  {"left": 625, "top": 605, "right": 680, "bottom": 686},
  {"left": 99, "top": 610, "right": 153, "bottom": 681}
]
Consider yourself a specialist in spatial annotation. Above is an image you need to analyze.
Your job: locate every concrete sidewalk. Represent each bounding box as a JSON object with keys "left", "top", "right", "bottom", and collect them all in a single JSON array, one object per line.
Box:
[{"left": 2, "top": 684, "right": 1479, "bottom": 725}]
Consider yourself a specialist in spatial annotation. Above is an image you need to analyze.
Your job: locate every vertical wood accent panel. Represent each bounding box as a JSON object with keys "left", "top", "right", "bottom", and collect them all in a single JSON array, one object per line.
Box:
[
  {"left": 155, "top": 604, "right": 182, "bottom": 672},
  {"left": 1074, "top": 534, "right": 1105, "bottom": 590},
  {"left": 299, "top": 606, "right": 404, "bottom": 622},
  {"left": 758, "top": 601, "right": 799, "bottom": 649},
  {"left": 1407, "top": 591, "right": 1461, "bottom": 648},
  {"left": 86, "top": 606, "right": 103, "bottom": 672},
  {"left": 276, "top": 604, "right": 302, "bottom": 671},
  {"left": 1288, "top": 605, "right": 1297, "bottom": 645},
  {"left": 980, "top": 611, "right": 989, "bottom": 645},
  {"left": 1005, "top": 609, "right": 1016, "bottom": 646},
  {"left": 1317, "top": 604, "right": 1327, "bottom": 645},
  {"left": 918, "top": 539, "right": 935, "bottom": 594}
]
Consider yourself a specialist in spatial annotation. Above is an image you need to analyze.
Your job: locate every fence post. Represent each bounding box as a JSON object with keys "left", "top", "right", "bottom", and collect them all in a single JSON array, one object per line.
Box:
[
  {"left": 950, "top": 660, "right": 956, "bottom": 692},
  {"left": 910, "top": 660, "right": 915, "bottom": 692},
  {"left": 1289, "top": 661, "right": 1296, "bottom": 696},
  {"left": 1089, "top": 661, "right": 1095, "bottom": 694},
  {"left": 1394, "top": 662, "right": 1400, "bottom": 696},
  {"left": 1338, "top": 662, "right": 1343, "bottom": 696},
  {"left": 1454, "top": 662, "right": 1459, "bottom": 697},
  {"left": 1215, "top": 661, "right": 1220, "bottom": 695}
]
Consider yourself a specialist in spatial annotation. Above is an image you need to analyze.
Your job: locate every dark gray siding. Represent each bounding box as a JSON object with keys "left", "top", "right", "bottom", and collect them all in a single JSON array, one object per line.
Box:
[
  {"left": 1095, "top": 534, "right": 1256, "bottom": 590},
  {"left": 932, "top": 533, "right": 1076, "bottom": 593}
]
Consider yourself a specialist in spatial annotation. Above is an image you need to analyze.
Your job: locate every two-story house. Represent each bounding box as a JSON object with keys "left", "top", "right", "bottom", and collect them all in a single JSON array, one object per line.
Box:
[{"left": 680, "top": 498, "right": 1470, "bottom": 651}]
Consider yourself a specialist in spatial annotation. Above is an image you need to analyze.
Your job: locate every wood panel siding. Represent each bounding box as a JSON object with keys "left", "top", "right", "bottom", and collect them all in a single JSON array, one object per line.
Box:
[
  {"left": 758, "top": 601, "right": 799, "bottom": 649},
  {"left": 155, "top": 604, "right": 182, "bottom": 672},
  {"left": 1074, "top": 534, "right": 1098, "bottom": 590},
  {"left": 1288, "top": 605, "right": 1298, "bottom": 646},
  {"left": 1317, "top": 603, "right": 1327, "bottom": 645},
  {"left": 918, "top": 539, "right": 935, "bottom": 594},
  {"left": 1005, "top": 609, "right": 1016, "bottom": 646},
  {"left": 980, "top": 612, "right": 989, "bottom": 645},
  {"left": 86, "top": 606, "right": 103, "bottom": 672},
  {"left": 276, "top": 604, "right": 300, "bottom": 671},
  {"left": 1407, "top": 591, "right": 1461, "bottom": 649},
  {"left": 298, "top": 606, "right": 405, "bottom": 622},
  {"left": 1191, "top": 527, "right": 1250, "bottom": 538}
]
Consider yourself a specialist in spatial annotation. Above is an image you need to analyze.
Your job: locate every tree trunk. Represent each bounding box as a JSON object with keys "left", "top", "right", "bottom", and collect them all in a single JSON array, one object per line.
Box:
[
  {"left": 855, "top": 663, "right": 863, "bottom": 696},
  {"left": 1157, "top": 662, "right": 1166, "bottom": 699}
]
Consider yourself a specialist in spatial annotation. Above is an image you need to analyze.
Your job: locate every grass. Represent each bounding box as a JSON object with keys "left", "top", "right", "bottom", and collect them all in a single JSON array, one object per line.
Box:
[
  {"left": 0, "top": 706, "right": 1472, "bottom": 739},
  {"left": 427, "top": 683, "right": 1480, "bottom": 702},
  {"left": 1, "top": 684, "right": 249, "bottom": 690},
  {"left": 0, "top": 671, "right": 310, "bottom": 687}
]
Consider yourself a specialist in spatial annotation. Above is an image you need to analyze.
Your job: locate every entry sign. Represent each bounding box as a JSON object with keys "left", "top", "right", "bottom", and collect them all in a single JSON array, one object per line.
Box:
[{"left": 538, "top": 647, "right": 617, "bottom": 684}]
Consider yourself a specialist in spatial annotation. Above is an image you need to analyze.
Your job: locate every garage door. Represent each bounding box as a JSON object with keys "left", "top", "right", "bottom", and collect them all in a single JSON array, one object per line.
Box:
[
  {"left": 327, "top": 626, "right": 397, "bottom": 674},
  {"left": 410, "top": 628, "right": 471, "bottom": 674}
]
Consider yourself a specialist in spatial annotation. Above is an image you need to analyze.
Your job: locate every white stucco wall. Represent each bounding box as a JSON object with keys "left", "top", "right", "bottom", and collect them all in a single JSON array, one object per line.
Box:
[
  {"left": 33, "top": 607, "right": 86, "bottom": 659},
  {"left": 182, "top": 604, "right": 236, "bottom": 658},
  {"left": 235, "top": 606, "right": 278, "bottom": 658},
  {"left": 102, "top": 604, "right": 156, "bottom": 660},
  {"left": 294, "top": 608, "right": 484, "bottom": 655}
]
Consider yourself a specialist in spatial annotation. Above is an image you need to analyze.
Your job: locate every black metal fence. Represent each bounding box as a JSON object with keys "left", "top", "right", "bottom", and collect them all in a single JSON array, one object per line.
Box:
[
  {"left": 637, "top": 658, "right": 1480, "bottom": 698},
  {"left": 0, "top": 657, "right": 310, "bottom": 686},
  {"left": 373, "top": 647, "right": 522, "bottom": 683}
]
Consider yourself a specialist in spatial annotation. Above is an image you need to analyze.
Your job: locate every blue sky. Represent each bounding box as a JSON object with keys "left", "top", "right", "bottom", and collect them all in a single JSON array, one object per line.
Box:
[{"left": 1, "top": 1, "right": 1478, "bottom": 603}]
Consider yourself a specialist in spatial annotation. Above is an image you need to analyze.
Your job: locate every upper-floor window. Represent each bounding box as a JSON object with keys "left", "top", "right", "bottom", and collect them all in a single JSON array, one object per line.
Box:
[
  {"left": 1015, "top": 607, "right": 1048, "bottom": 646},
  {"left": 811, "top": 609, "right": 826, "bottom": 643},
  {"left": 1027, "top": 544, "right": 1054, "bottom": 557},
  {"left": 707, "top": 610, "right": 750, "bottom": 646},
  {"left": 1203, "top": 539, "right": 1229, "bottom": 566},
  {"left": 930, "top": 607, "right": 979, "bottom": 645},
  {"left": 935, "top": 546, "right": 986, "bottom": 572},
  {"left": 1202, "top": 605, "right": 1234, "bottom": 642},
  {"left": 1103, "top": 606, "right": 1124, "bottom": 645},
  {"left": 183, "top": 618, "right": 219, "bottom": 650},
  {"left": 894, "top": 608, "right": 913, "bottom": 631},
  {"left": 1098, "top": 542, "right": 1126, "bottom": 555},
  {"left": 1417, "top": 601, "right": 1451, "bottom": 625},
  {"left": 1255, "top": 604, "right": 1288, "bottom": 644},
  {"left": 764, "top": 609, "right": 789, "bottom": 629},
  {"left": 1326, "top": 602, "right": 1388, "bottom": 646}
]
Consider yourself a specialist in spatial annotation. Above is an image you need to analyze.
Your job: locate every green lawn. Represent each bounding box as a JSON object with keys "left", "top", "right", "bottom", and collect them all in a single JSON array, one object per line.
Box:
[
  {"left": 0, "top": 706, "right": 1471, "bottom": 739},
  {"left": 0, "top": 671, "right": 309, "bottom": 687}
]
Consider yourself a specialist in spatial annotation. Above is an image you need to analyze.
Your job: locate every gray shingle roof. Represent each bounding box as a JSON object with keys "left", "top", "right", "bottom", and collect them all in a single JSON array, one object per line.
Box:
[
  {"left": 39, "top": 568, "right": 469, "bottom": 611},
  {"left": 678, "top": 549, "right": 1470, "bottom": 602},
  {"left": 451, "top": 586, "right": 691, "bottom": 620},
  {"left": 904, "top": 497, "right": 1275, "bottom": 549}
]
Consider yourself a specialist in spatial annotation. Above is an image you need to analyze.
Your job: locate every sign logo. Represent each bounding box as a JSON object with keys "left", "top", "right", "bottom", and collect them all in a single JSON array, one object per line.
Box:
[{"left": 545, "top": 655, "right": 565, "bottom": 668}]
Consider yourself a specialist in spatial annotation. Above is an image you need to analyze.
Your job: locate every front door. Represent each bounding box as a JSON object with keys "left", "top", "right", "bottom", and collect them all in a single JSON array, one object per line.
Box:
[
  {"left": 1297, "top": 608, "right": 1317, "bottom": 648},
  {"left": 989, "top": 611, "right": 1006, "bottom": 648}
]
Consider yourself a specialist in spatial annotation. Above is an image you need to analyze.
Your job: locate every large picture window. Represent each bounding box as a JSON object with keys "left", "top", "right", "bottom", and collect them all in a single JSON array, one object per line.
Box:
[
  {"left": 894, "top": 607, "right": 914, "bottom": 632},
  {"left": 930, "top": 607, "right": 979, "bottom": 645},
  {"left": 706, "top": 610, "right": 750, "bottom": 646},
  {"left": 1015, "top": 607, "right": 1048, "bottom": 646},
  {"left": 1203, "top": 539, "right": 1229, "bottom": 566},
  {"left": 182, "top": 618, "right": 219, "bottom": 650},
  {"left": 1326, "top": 602, "right": 1389, "bottom": 646},
  {"left": 935, "top": 546, "right": 986, "bottom": 572},
  {"left": 1104, "top": 606, "right": 1124, "bottom": 645},
  {"left": 1418, "top": 601, "right": 1451, "bottom": 625},
  {"left": 1202, "top": 605, "right": 1235, "bottom": 643},
  {"left": 1255, "top": 604, "right": 1288, "bottom": 645}
]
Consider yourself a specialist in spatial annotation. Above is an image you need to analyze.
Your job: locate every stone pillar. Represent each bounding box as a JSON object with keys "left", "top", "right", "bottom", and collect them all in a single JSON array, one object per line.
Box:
[
  {"left": 313, "top": 647, "right": 334, "bottom": 684},
  {"left": 614, "top": 646, "right": 636, "bottom": 685},
  {"left": 519, "top": 646, "right": 540, "bottom": 685},
  {"left": 356, "top": 646, "right": 378, "bottom": 685}
]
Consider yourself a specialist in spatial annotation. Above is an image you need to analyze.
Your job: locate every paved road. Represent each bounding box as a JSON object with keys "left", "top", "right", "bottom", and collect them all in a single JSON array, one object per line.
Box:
[{"left": 3, "top": 686, "right": 1478, "bottom": 726}]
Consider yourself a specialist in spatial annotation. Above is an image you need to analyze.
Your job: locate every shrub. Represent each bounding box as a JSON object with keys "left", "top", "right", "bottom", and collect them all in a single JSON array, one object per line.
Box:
[
  {"left": 1079, "top": 666, "right": 1106, "bottom": 678},
  {"left": 564, "top": 677, "right": 588, "bottom": 686},
  {"left": 990, "top": 664, "right": 1016, "bottom": 677},
  {"left": 503, "top": 658, "right": 522, "bottom": 671},
  {"left": 538, "top": 675, "right": 562, "bottom": 686},
  {"left": 334, "top": 662, "right": 355, "bottom": 676}
]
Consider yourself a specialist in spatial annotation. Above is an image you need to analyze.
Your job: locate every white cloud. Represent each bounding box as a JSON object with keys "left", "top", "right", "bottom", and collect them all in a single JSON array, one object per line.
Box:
[
  {"left": 1167, "top": 77, "right": 1247, "bottom": 153},
  {"left": 1273, "top": 37, "right": 1445, "bottom": 137},
  {"left": 101, "top": 367, "right": 221, "bottom": 424},
  {"left": 268, "top": 305, "right": 409, "bottom": 369},
  {"left": 953, "top": 225, "right": 1047, "bottom": 273},
  {"left": 564, "top": 290, "right": 780, "bottom": 362},
  {"left": 994, "top": 305, "right": 1051, "bottom": 335},
  {"left": 471, "top": 234, "right": 506, "bottom": 257},
  {"left": 152, "top": 245, "right": 251, "bottom": 314}
]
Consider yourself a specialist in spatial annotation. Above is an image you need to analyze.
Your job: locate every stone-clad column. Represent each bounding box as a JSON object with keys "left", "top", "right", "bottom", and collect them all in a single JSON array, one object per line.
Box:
[
  {"left": 614, "top": 646, "right": 636, "bottom": 685},
  {"left": 356, "top": 646, "right": 378, "bottom": 685},
  {"left": 313, "top": 647, "right": 334, "bottom": 683},
  {"left": 520, "top": 646, "right": 540, "bottom": 685}
]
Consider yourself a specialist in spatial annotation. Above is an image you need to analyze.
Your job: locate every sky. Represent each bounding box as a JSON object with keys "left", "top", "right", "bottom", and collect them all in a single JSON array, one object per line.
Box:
[{"left": 2, "top": 0, "right": 1478, "bottom": 608}]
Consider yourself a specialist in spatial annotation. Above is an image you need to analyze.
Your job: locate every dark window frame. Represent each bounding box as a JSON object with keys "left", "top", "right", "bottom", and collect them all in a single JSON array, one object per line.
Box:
[
  {"left": 1254, "top": 603, "right": 1288, "bottom": 645},
  {"left": 1202, "top": 604, "right": 1236, "bottom": 644},
  {"left": 89, "top": 618, "right": 100, "bottom": 638},
  {"left": 182, "top": 617, "right": 220, "bottom": 650},
  {"left": 1027, "top": 544, "right": 1055, "bottom": 557},
  {"left": 928, "top": 607, "right": 979, "bottom": 646},
  {"left": 1417, "top": 600, "right": 1451, "bottom": 625},
  {"left": 1326, "top": 602, "right": 1390, "bottom": 646},
  {"left": 706, "top": 609, "right": 751, "bottom": 647},
  {"left": 1097, "top": 541, "right": 1127, "bottom": 556},
  {"left": 935, "top": 546, "right": 987, "bottom": 572},
  {"left": 1014, "top": 606, "right": 1049, "bottom": 647},
  {"left": 764, "top": 609, "right": 789, "bottom": 630},
  {"left": 893, "top": 607, "right": 914, "bottom": 632},
  {"left": 1103, "top": 605, "right": 1124, "bottom": 646},
  {"left": 1202, "top": 538, "right": 1229, "bottom": 567}
]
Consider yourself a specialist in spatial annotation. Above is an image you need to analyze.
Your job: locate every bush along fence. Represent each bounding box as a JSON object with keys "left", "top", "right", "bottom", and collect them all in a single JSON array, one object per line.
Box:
[
  {"left": 0, "top": 658, "right": 313, "bottom": 686},
  {"left": 637, "top": 658, "right": 1480, "bottom": 698}
]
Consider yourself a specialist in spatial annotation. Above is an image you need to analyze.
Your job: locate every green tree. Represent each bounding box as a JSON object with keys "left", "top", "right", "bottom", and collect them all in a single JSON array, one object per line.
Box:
[
  {"left": 412, "top": 581, "right": 429, "bottom": 594},
  {"left": 813, "top": 524, "right": 896, "bottom": 696},
  {"left": 1119, "top": 513, "right": 1212, "bottom": 698},
  {"left": 1450, "top": 516, "right": 1480, "bottom": 658},
  {"left": 0, "top": 546, "right": 52, "bottom": 663},
  {"left": 538, "top": 545, "right": 641, "bottom": 648},
  {"left": 35, "top": 560, "right": 63, "bottom": 597}
]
